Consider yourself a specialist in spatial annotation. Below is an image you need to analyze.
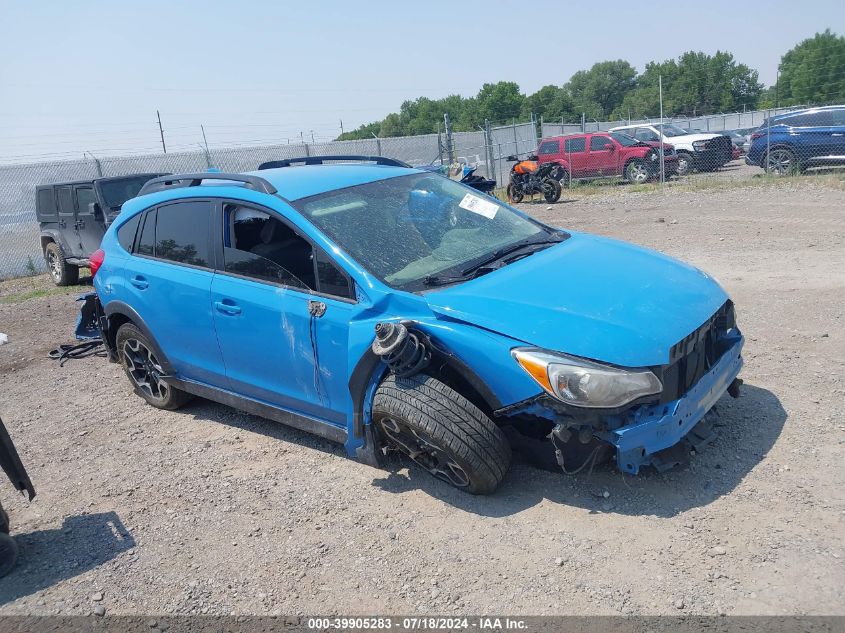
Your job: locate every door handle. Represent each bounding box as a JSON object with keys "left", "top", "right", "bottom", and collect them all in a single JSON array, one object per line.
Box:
[
  {"left": 832, "top": 133, "right": 844, "bottom": 137},
  {"left": 130, "top": 276, "right": 149, "bottom": 290},
  {"left": 214, "top": 300, "right": 242, "bottom": 316}
]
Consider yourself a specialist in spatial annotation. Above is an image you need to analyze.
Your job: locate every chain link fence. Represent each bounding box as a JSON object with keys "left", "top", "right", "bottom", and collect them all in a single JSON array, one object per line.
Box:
[
  {"left": 3, "top": 104, "right": 840, "bottom": 280},
  {"left": 0, "top": 121, "right": 538, "bottom": 280}
]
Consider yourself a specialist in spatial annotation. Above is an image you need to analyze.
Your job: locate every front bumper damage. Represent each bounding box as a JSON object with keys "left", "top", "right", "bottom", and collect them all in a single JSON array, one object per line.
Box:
[
  {"left": 499, "top": 330, "right": 744, "bottom": 475},
  {"left": 601, "top": 333, "right": 743, "bottom": 474}
]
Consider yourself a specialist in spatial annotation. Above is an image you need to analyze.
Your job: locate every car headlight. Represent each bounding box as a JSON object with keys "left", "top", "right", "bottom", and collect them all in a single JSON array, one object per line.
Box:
[
  {"left": 693, "top": 140, "right": 709, "bottom": 150},
  {"left": 511, "top": 348, "right": 662, "bottom": 408}
]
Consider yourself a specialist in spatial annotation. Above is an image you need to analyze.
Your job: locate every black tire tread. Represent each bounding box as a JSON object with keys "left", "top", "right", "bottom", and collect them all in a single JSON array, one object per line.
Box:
[
  {"left": 115, "top": 323, "right": 193, "bottom": 411},
  {"left": 373, "top": 374, "right": 511, "bottom": 494},
  {"left": 45, "top": 242, "right": 79, "bottom": 287}
]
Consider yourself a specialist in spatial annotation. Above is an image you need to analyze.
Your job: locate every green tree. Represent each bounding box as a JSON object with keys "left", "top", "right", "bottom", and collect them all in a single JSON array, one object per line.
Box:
[
  {"left": 777, "top": 30, "right": 845, "bottom": 106},
  {"left": 565, "top": 60, "right": 637, "bottom": 119},
  {"left": 521, "top": 85, "right": 575, "bottom": 121},
  {"left": 475, "top": 81, "right": 524, "bottom": 124}
]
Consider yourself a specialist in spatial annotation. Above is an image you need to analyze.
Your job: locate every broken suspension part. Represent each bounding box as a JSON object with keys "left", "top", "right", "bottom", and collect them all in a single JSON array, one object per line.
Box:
[{"left": 371, "top": 322, "right": 430, "bottom": 378}]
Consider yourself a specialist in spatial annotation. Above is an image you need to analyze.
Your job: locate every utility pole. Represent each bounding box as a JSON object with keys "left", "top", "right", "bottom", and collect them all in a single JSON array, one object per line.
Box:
[
  {"left": 444, "top": 113, "right": 454, "bottom": 163},
  {"left": 157, "top": 110, "right": 167, "bottom": 154},
  {"left": 659, "top": 75, "right": 665, "bottom": 188},
  {"left": 775, "top": 66, "right": 780, "bottom": 109}
]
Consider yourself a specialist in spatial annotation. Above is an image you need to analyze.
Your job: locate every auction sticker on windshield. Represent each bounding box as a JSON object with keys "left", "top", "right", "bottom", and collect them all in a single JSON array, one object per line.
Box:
[{"left": 459, "top": 193, "right": 499, "bottom": 219}]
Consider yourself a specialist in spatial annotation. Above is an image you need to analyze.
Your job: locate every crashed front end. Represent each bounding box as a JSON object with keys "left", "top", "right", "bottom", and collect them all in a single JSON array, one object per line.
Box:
[{"left": 499, "top": 301, "right": 744, "bottom": 474}]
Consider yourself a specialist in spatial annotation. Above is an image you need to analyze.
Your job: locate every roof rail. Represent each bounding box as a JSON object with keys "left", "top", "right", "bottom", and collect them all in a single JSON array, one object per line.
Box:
[
  {"left": 137, "top": 172, "right": 278, "bottom": 197},
  {"left": 257, "top": 155, "right": 411, "bottom": 170}
]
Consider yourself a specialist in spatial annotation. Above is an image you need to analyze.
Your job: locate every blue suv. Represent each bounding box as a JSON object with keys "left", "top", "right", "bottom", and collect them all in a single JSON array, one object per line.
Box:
[
  {"left": 81, "top": 156, "right": 744, "bottom": 494},
  {"left": 746, "top": 105, "right": 845, "bottom": 175}
]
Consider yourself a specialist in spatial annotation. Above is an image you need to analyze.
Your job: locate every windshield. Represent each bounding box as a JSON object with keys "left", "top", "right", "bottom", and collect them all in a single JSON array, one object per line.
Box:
[
  {"left": 655, "top": 124, "right": 689, "bottom": 137},
  {"left": 609, "top": 132, "right": 641, "bottom": 147},
  {"left": 293, "top": 173, "right": 560, "bottom": 291},
  {"left": 99, "top": 175, "right": 159, "bottom": 209}
]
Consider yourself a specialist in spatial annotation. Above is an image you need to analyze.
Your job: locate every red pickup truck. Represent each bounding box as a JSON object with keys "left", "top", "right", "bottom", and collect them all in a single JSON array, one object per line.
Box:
[{"left": 536, "top": 132, "right": 678, "bottom": 185}]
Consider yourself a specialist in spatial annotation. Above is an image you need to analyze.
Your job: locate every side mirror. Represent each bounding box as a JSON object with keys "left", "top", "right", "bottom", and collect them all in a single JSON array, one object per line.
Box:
[
  {"left": 606, "top": 144, "right": 616, "bottom": 152},
  {"left": 506, "top": 155, "right": 518, "bottom": 162},
  {"left": 88, "top": 201, "right": 103, "bottom": 220}
]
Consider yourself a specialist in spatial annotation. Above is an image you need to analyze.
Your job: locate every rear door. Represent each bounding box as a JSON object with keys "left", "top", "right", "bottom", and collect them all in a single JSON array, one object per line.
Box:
[
  {"left": 122, "top": 199, "right": 226, "bottom": 387},
  {"left": 827, "top": 109, "right": 845, "bottom": 157},
  {"left": 73, "top": 184, "right": 105, "bottom": 257},
  {"left": 55, "top": 185, "right": 82, "bottom": 257},
  {"left": 585, "top": 135, "right": 619, "bottom": 177},
  {"left": 563, "top": 136, "right": 588, "bottom": 178}
]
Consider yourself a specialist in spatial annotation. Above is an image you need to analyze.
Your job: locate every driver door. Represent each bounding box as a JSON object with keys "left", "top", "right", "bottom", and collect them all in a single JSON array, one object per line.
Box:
[
  {"left": 585, "top": 135, "right": 618, "bottom": 177},
  {"left": 210, "top": 202, "right": 357, "bottom": 427}
]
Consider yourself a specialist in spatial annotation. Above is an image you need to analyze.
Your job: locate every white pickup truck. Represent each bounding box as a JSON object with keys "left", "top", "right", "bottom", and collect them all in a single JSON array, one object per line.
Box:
[{"left": 609, "top": 123, "right": 733, "bottom": 176}]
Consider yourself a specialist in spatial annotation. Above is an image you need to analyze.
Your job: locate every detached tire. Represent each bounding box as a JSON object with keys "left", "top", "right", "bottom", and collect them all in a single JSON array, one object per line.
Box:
[
  {"left": 373, "top": 374, "right": 511, "bottom": 495},
  {"left": 44, "top": 242, "right": 79, "bottom": 287},
  {"left": 116, "top": 323, "right": 192, "bottom": 411}
]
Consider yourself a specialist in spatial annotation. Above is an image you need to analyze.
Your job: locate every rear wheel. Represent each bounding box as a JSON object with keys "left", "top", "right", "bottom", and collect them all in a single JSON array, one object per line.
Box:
[
  {"left": 625, "top": 159, "right": 649, "bottom": 184},
  {"left": 542, "top": 178, "right": 562, "bottom": 203},
  {"left": 373, "top": 374, "right": 511, "bottom": 495},
  {"left": 45, "top": 242, "right": 79, "bottom": 286},
  {"left": 676, "top": 152, "right": 693, "bottom": 177},
  {"left": 764, "top": 147, "right": 798, "bottom": 176},
  {"left": 116, "top": 323, "right": 192, "bottom": 410}
]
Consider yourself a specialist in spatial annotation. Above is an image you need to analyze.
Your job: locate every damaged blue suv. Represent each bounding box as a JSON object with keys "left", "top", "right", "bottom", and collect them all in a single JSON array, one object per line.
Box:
[{"left": 82, "top": 156, "right": 743, "bottom": 494}]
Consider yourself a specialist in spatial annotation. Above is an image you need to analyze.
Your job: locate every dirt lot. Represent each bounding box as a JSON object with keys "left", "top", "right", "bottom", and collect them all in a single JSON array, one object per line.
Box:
[{"left": 0, "top": 171, "right": 843, "bottom": 616}]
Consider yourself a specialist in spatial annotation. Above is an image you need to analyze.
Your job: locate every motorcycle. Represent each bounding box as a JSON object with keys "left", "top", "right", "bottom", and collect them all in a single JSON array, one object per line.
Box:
[{"left": 505, "top": 154, "right": 563, "bottom": 203}]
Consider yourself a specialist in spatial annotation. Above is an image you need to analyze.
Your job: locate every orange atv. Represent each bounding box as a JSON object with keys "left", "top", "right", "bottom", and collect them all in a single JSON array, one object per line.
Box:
[{"left": 505, "top": 154, "right": 563, "bottom": 203}]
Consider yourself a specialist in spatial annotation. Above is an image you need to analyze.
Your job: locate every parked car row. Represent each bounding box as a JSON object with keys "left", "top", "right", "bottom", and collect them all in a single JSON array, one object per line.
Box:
[{"left": 744, "top": 105, "right": 845, "bottom": 176}]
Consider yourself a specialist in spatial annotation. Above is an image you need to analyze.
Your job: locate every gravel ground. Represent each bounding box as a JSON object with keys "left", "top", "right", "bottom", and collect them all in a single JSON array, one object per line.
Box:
[{"left": 0, "top": 170, "right": 843, "bottom": 617}]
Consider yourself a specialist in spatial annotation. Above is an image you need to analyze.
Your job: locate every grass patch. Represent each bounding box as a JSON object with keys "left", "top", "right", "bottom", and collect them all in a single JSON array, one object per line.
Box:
[{"left": 0, "top": 284, "right": 87, "bottom": 305}]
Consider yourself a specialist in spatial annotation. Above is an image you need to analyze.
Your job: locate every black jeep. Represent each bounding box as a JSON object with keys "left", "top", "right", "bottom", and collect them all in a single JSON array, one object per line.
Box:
[{"left": 36, "top": 174, "right": 165, "bottom": 285}]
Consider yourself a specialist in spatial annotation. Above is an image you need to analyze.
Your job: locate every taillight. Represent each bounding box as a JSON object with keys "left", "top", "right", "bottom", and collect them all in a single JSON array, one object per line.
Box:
[
  {"left": 751, "top": 132, "right": 762, "bottom": 140},
  {"left": 89, "top": 248, "right": 105, "bottom": 278}
]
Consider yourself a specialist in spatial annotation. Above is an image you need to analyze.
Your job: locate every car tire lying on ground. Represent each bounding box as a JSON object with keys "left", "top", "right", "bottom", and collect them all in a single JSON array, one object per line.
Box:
[
  {"left": 372, "top": 374, "right": 511, "bottom": 495},
  {"left": 116, "top": 323, "right": 193, "bottom": 411},
  {"left": 44, "top": 242, "right": 79, "bottom": 287}
]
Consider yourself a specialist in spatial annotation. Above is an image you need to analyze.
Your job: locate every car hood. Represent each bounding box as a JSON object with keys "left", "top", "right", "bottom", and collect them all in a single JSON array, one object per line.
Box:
[
  {"left": 667, "top": 132, "right": 725, "bottom": 143},
  {"left": 425, "top": 232, "right": 728, "bottom": 367}
]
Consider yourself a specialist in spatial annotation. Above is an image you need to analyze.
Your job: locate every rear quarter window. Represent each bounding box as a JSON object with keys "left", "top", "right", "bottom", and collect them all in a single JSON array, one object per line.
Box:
[
  {"left": 36, "top": 188, "right": 57, "bottom": 220},
  {"left": 117, "top": 214, "right": 142, "bottom": 252}
]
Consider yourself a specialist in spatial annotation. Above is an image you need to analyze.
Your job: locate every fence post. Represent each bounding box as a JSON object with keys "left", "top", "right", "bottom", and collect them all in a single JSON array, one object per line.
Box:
[
  {"left": 512, "top": 119, "right": 519, "bottom": 158},
  {"left": 304, "top": 142, "right": 310, "bottom": 157},
  {"left": 531, "top": 113, "right": 539, "bottom": 149},
  {"left": 581, "top": 113, "right": 586, "bottom": 133},
  {"left": 766, "top": 109, "right": 771, "bottom": 174},
  {"left": 484, "top": 119, "right": 495, "bottom": 181},
  {"left": 444, "top": 113, "right": 454, "bottom": 163}
]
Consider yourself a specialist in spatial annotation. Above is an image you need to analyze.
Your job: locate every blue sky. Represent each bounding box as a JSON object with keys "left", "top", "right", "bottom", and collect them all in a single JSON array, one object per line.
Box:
[{"left": 1, "top": 0, "right": 843, "bottom": 161}]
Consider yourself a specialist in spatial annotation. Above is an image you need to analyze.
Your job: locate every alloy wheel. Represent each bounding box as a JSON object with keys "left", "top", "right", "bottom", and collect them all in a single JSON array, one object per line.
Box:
[
  {"left": 379, "top": 416, "right": 470, "bottom": 488},
  {"left": 628, "top": 162, "right": 649, "bottom": 184},
  {"left": 122, "top": 338, "right": 169, "bottom": 401},
  {"left": 765, "top": 149, "right": 795, "bottom": 176},
  {"left": 47, "top": 250, "right": 61, "bottom": 282}
]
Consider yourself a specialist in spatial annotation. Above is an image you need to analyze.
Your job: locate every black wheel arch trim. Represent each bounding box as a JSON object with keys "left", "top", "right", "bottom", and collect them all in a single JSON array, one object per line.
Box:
[
  {"left": 348, "top": 324, "right": 503, "bottom": 466},
  {"left": 103, "top": 301, "right": 175, "bottom": 374}
]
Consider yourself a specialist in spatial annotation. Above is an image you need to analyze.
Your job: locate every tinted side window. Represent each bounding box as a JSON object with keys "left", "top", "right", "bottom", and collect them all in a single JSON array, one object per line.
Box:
[
  {"left": 75, "top": 187, "right": 97, "bottom": 214},
  {"left": 137, "top": 209, "right": 156, "bottom": 256},
  {"left": 117, "top": 214, "right": 142, "bottom": 252},
  {"left": 315, "top": 249, "right": 353, "bottom": 299},
  {"left": 37, "top": 188, "right": 57, "bottom": 219},
  {"left": 590, "top": 136, "right": 614, "bottom": 151},
  {"left": 635, "top": 128, "right": 659, "bottom": 142},
  {"left": 830, "top": 109, "right": 845, "bottom": 126},
  {"left": 155, "top": 201, "right": 212, "bottom": 267},
  {"left": 538, "top": 140, "right": 560, "bottom": 155},
  {"left": 564, "top": 137, "right": 586, "bottom": 153},
  {"left": 57, "top": 186, "right": 74, "bottom": 215}
]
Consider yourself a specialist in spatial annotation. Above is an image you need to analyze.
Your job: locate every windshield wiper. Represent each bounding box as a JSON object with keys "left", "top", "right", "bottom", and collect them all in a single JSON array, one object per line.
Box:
[{"left": 422, "top": 236, "right": 562, "bottom": 287}]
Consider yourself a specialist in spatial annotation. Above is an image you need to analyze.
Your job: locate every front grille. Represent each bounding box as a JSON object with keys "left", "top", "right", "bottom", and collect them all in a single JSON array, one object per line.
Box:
[{"left": 660, "top": 301, "right": 736, "bottom": 402}]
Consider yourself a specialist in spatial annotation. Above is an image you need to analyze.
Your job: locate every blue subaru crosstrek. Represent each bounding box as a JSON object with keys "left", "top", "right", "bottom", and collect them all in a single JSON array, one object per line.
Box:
[
  {"left": 746, "top": 105, "right": 845, "bottom": 175},
  {"left": 80, "top": 156, "right": 744, "bottom": 494}
]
